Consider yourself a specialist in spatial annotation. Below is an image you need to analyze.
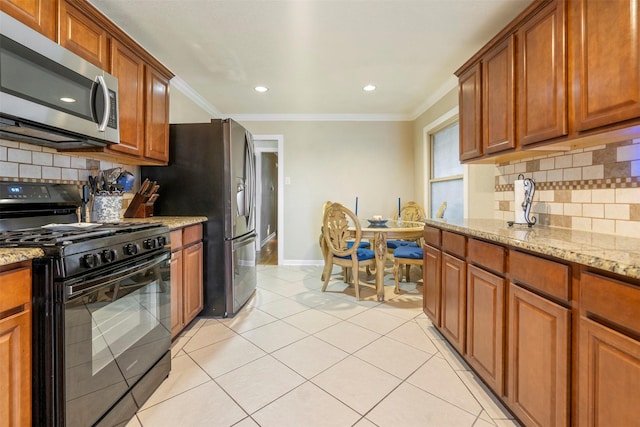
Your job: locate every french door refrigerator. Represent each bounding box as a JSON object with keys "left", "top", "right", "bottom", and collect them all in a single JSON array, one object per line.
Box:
[{"left": 142, "top": 118, "right": 257, "bottom": 317}]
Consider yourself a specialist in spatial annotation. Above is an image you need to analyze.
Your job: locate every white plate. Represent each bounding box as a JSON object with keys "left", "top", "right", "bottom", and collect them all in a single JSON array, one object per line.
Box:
[{"left": 42, "top": 223, "right": 103, "bottom": 231}]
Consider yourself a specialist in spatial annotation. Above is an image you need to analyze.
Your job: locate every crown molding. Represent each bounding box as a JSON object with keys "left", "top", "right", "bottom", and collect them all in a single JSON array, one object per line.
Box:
[
  {"left": 170, "top": 77, "right": 223, "bottom": 118},
  {"left": 228, "top": 113, "right": 410, "bottom": 122},
  {"left": 410, "top": 75, "right": 458, "bottom": 121}
]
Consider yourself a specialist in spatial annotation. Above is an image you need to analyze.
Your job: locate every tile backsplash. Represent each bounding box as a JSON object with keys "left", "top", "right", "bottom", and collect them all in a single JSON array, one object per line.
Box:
[
  {"left": 495, "top": 139, "right": 640, "bottom": 238},
  {"left": 0, "top": 139, "right": 138, "bottom": 218}
]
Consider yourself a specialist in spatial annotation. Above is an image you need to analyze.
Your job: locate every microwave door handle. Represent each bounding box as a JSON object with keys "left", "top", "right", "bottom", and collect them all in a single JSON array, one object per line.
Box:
[{"left": 96, "top": 75, "right": 110, "bottom": 132}]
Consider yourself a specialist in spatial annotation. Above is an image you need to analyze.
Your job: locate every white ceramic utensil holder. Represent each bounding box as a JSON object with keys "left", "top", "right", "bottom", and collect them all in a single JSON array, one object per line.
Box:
[{"left": 93, "top": 194, "right": 123, "bottom": 222}]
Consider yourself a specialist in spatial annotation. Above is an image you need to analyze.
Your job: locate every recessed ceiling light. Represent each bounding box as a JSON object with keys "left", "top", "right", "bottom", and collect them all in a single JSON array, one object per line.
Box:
[
  {"left": 60, "top": 97, "right": 76, "bottom": 103},
  {"left": 254, "top": 86, "right": 268, "bottom": 93},
  {"left": 363, "top": 84, "right": 376, "bottom": 92}
]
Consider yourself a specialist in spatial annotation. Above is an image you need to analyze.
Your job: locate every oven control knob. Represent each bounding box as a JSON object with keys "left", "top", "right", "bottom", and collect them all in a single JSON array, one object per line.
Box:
[
  {"left": 143, "top": 238, "right": 158, "bottom": 249},
  {"left": 101, "top": 249, "right": 117, "bottom": 263},
  {"left": 157, "top": 236, "right": 167, "bottom": 247},
  {"left": 82, "top": 253, "right": 99, "bottom": 268},
  {"left": 124, "top": 243, "right": 139, "bottom": 255}
]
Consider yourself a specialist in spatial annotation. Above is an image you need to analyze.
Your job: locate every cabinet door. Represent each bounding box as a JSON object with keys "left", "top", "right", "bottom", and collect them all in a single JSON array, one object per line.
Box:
[
  {"left": 170, "top": 249, "right": 184, "bottom": 339},
  {"left": 578, "top": 317, "right": 640, "bottom": 427},
  {"left": 458, "top": 62, "right": 483, "bottom": 160},
  {"left": 466, "top": 265, "right": 505, "bottom": 395},
  {"left": 1, "top": 0, "right": 55, "bottom": 40},
  {"left": 518, "top": 0, "right": 567, "bottom": 145},
  {"left": 144, "top": 66, "right": 170, "bottom": 163},
  {"left": 0, "top": 311, "right": 32, "bottom": 427},
  {"left": 440, "top": 253, "right": 466, "bottom": 354},
  {"left": 571, "top": 0, "right": 640, "bottom": 131},
  {"left": 508, "top": 283, "right": 569, "bottom": 427},
  {"left": 183, "top": 242, "right": 203, "bottom": 324},
  {"left": 483, "top": 35, "right": 516, "bottom": 154},
  {"left": 59, "top": 0, "right": 109, "bottom": 70},
  {"left": 423, "top": 244, "right": 442, "bottom": 326},
  {"left": 110, "top": 39, "right": 145, "bottom": 158},
  {"left": 0, "top": 266, "right": 32, "bottom": 427}
]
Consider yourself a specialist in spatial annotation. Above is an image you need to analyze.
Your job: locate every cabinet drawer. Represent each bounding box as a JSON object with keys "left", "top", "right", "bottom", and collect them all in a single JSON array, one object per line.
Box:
[
  {"left": 510, "top": 250, "right": 570, "bottom": 302},
  {"left": 468, "top": 238, "right": 506, "bottom": 274},
  {"left": 581, "top": 271, "right": 640, "bottom": 335},
  {"left": 423, "top": 226, "right": 441, "bottom": 247},
  {"left": 183, "top": 223, "right": 203, "bottom": 246},
  {"left": 442, "top": 231, "right": 466, "bottom": 258},
  {"left": 170, "top": 229, "right": 182, "bottom": 250},
  {"left": 0, "top": 267, "right": 31, "bottom": 313}
]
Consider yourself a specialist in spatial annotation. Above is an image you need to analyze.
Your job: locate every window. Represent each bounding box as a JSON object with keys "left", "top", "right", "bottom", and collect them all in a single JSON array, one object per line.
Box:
[{"left": 429, "top": 122, "right": 463, "bottom": 221}]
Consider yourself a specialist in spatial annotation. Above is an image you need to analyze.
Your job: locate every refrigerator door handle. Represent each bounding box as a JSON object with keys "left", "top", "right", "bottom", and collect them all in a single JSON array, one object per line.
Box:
[
  {"left": 232, "top": 231, "right": 257, "bottom": 249},
  {"left": 245, "top": 131, "right": 256, "bottom": 228}
]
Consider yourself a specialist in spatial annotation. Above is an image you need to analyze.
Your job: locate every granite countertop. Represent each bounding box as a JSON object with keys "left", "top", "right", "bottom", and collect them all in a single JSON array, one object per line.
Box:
[
  {"left": 0, "top": 248, "right": 45, "bottom": 267},
  {"left": 124, "top": 216, "right": 208, "bottom": 230},
  {"left": 423, "top": 218, "right": 640, "bottom": 280}
]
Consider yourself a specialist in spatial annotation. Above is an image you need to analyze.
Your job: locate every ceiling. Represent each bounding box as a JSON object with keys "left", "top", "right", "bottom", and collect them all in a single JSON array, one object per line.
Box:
[{"left": 88, "top": 0, "right": 532, "bottom": 120}]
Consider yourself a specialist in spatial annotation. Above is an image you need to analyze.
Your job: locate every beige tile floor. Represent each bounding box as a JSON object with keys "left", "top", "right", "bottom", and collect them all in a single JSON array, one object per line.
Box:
[{"left": 127, "top": 265, "right": 521, "bottom": 427}]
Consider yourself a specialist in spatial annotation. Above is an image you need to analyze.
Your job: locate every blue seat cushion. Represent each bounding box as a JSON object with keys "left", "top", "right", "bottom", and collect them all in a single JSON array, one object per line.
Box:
[
  {"left": 387, "top": 239, "right": 419, "bottom": 249},
  {"left": 347, "top": 240, "right": 371, "bottom": 249},
  {"left": 393, "top": 245, "right": 423, "bottom": 260},
  {"left": 336, "top": 248, "right": 375, "bottom": 261}
]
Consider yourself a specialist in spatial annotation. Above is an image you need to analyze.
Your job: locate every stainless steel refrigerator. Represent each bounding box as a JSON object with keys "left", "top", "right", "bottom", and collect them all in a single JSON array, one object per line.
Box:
[{"left": 142, "top": 118, "right": 257, "bottom": 317}]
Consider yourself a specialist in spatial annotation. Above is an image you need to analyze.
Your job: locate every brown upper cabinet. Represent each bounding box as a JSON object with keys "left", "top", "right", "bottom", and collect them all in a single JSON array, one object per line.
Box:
[
  {"left": 0, "top": 0, "right": 56, "bottom": 40},
  {"left": 3, "top": 0, "right": 173, "bottom": 165},
  {"left": 518, "top": 0, "right": 567, "bottom": 146},
  {"left": 458, "top": 63, "right": 483, "bottom": 160},
  {"left": 59, "top": 0, "right": 110, "bottom": 70},
  {"left": 569, "top": 0, "right": 640, "bottom": 132},
  {"left": 483, "top": 35, "right": 515, "bottom": 154},
  {"left": 457, "top": 0, "right": 640, "bottom": 163}
]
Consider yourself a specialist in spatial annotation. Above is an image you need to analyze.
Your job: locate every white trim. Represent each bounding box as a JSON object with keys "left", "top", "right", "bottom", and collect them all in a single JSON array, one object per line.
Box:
[
  {"left": 170, "top": 77, "right": 223, "bottom": 118},
  {"left": 410, "top": 76, "right": 458, "bottom": 121},
  {"left": 253, "top": 134, "right": 285, "bottom": 265},
  {"left": 228, "top": 113, "right": 410, "bottom": 122},
  {"left": 261, "top": 232, "right": 276, "bottom": 248}
]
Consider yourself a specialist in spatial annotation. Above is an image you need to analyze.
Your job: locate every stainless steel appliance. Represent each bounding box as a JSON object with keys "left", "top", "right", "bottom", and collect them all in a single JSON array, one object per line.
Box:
[
  {"left": 0, "top": 11, "right": 119, "bottom": 149},
  {"left": 142, "top": 118, "right": 257, "bottom": 317},
  {"left": 0, "top": 182, "right": 170, "bottom": 427}
]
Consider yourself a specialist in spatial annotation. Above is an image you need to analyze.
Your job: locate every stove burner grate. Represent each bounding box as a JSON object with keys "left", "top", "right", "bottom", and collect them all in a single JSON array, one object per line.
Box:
[{"left": 0, "top": 228, "right": 116, "bottom": 246}]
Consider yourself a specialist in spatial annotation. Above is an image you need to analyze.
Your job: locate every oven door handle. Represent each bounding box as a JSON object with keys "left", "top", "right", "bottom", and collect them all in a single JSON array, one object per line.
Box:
[{"left": 66, "top": 251, "right": 170, "bottom": 300}]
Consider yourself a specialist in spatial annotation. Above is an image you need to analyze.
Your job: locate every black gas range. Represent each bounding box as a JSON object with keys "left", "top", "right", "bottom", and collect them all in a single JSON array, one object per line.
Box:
[{"left": 0, "top": 181, "right": 172, "bottom": 427}]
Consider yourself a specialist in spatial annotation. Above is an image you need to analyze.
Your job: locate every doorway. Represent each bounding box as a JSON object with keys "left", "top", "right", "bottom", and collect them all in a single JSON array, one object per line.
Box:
[{"left": 253, "top": 135, "right": 283, "bottom": 265}]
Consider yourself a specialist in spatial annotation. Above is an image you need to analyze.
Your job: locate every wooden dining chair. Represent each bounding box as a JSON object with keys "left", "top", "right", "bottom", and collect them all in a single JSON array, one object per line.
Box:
[
  {"left": 392, "top": 201, "right": 445, "bottom": 291},
  {"left": 387, "top": 201, "right": 426, "bottom": 254},
  {"left": 321, "top": 202, "right": 375, "bottom": 300},
  {"left": 393, "top": 245, "right": 423, "bottom": 293}
]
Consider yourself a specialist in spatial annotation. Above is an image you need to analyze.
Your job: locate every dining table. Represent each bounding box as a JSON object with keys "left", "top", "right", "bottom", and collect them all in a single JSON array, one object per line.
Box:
[{"left": 352, "top": 219, "right": 424, "bottom": 301}]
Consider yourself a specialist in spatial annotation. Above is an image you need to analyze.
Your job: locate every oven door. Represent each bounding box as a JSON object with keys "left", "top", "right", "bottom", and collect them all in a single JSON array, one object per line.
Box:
[{"left": 62, "top": 250, "right": 171, "bottom": 427}]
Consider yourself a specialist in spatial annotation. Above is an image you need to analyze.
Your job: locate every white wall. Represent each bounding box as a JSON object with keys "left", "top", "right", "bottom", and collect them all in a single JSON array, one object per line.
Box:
[{"left": 240, "top": 120, "right": 414, "bottom": 264}]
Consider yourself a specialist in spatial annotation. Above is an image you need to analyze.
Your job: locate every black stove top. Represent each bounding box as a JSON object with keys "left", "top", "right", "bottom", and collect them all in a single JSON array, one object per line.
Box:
[{"left": 0, "top": 222, "right": 163, "bottom": 247}]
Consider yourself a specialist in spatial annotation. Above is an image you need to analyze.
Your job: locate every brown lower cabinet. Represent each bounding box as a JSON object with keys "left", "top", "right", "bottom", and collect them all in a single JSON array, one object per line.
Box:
[
  {"left": 440, "top": 253, "right": 466, "bottom": 354},
  {"left": 466, "top": 265, "right": 505, "bottom": 395},
  {"left": 507, "top": 283, "right": 570, "bottom": 427},
  {"left": 0, "top": 262, "right": 32, "bottom": 427},
  {"left": 170, "top": 224, "right": 204, "bottom": 338},
  {"left": 422, "top": 224, "right": 640, "bottom": 426},
  {"left": 578, "top": 271, "right": 640, "bottom": 426}
]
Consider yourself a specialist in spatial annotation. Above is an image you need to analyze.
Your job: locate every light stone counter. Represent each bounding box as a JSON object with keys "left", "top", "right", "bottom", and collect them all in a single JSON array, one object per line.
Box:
[
  {"left": 0, "top": 248, "right": 45, "bottom": 267},
  {"left": 423, "top": 218, "right": 640, "bottom": 280},
  {"left": 123, "top": 216, "right": 208, "bottom": 230}
]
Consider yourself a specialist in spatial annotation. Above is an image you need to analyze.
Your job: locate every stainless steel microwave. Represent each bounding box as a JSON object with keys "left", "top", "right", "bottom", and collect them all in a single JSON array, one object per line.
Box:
[{"left": 0, "top": 12, "right": 119, "bottom": 149}]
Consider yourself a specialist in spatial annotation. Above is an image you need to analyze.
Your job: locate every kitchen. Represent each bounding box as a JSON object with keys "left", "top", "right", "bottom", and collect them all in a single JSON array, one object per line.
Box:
[{"left": 1, "top": 0, "right": 640, "bottom": 426}]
